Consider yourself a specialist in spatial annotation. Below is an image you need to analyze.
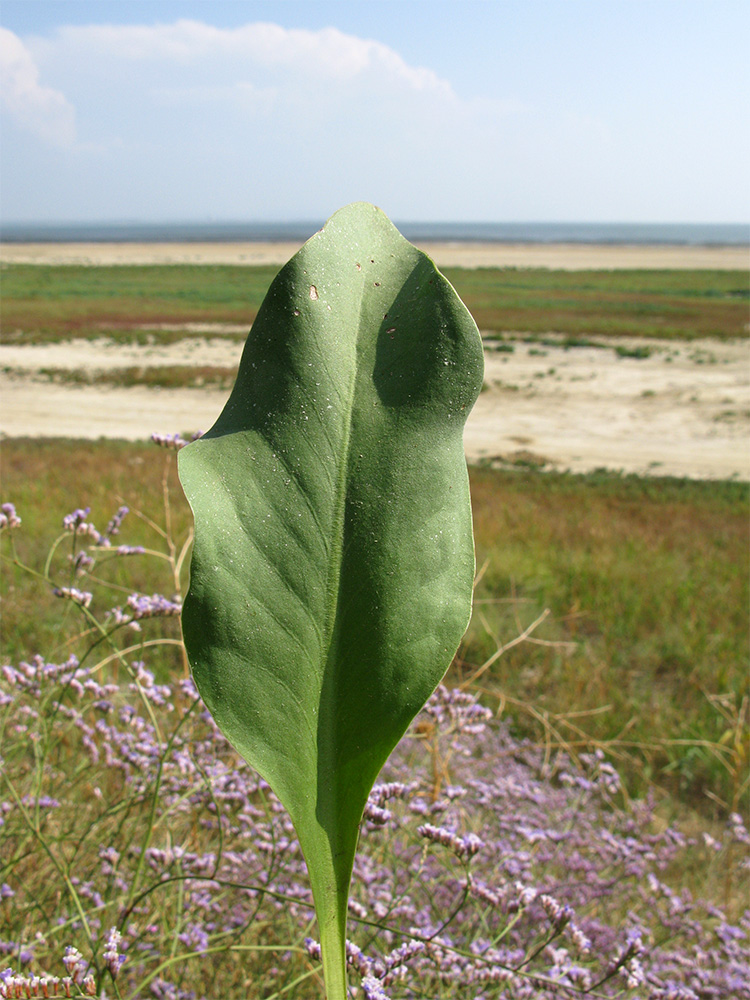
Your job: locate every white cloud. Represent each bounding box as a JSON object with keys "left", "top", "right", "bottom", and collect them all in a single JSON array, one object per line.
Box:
[
  {"left": 0, "top": 28, "right": 75, "bottom": 146},
  {"left": 19, "top": 19, "right": 472, "bottom": 171},
  {"left": 17, "top": 19, "right": 467, "bottom": 157},
  {"left": 39, "top": 19, "right": 456, "bottom": 98},
  {"left": 155, "top": 80, "right": 279, "bottom": 114},
  {"left": 2, "top": 17, "right": 531, "bottom": 222}
]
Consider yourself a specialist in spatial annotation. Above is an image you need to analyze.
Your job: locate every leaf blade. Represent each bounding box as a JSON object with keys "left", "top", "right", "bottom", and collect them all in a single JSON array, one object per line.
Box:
[{"left": 178, "top": 202, "right": 484, "bottom": 995}]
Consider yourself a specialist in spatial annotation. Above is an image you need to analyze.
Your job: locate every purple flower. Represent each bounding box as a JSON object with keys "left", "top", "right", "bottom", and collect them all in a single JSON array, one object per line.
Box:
[
  {"left": 303, "top": 937, "right": 321, "bottom": 960},
  {"left": 62, "top": 945, "right": 84, "bottom": 981},
  {"left": 151, "top": 431, "right": 202, "bottom": 450},
  {"left": 62, "top": 507, "right": 91, "bottom": 534},
  {"left": 729, "top": 812, "right": 750, "bottom": 845},
  {"left": 417, "top": 823, "right": 484, "bottom": 860},
  {"left": 125, "top": 593, "right": 182, "bottom": 620},
  {"left": 0, "top": 504, "right": 21, "bottom": 530},
  {"left": 72, "top": 550, "right": 95, "bottom": 575},
  {"left": 103, "top": 928, "right": 125, "bottom": 976},
  {"left": 361, "top": 975, "right": 391, "bottom": 1000},
  {"left": 52, "top": 586, "right": 93, "bottom": 608},
  {"left": 105, "top": 505, "right": 129, "bottom": 538}
]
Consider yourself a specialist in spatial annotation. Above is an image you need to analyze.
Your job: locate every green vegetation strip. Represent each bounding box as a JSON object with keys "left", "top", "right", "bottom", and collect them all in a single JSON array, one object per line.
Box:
[
  {"left": 2, "top": 264, "right": 747, "bottom": 343},
  {"left": 444, "top": 266, "right": 749, "bottom": 340},
  {"left": 2, "top": 439, "right": 747, "bottom": 813},
  {"left": 6, "top": 365, "right": 239, "bottom": 390}
]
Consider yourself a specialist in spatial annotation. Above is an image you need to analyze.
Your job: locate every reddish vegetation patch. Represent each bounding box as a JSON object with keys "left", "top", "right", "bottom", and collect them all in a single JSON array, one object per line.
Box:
[{"left": 1, "top": 305, "right": 255, "bottom": 343}]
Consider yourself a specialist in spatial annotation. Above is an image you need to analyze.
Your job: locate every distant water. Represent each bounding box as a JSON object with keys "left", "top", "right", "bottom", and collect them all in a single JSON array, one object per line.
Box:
[{"left": 1, "top": 220, "right": 748, "bottom": 246}]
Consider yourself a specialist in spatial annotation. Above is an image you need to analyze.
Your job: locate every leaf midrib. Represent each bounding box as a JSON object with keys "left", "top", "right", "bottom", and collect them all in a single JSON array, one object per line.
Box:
[{"left": 320, "top": 269, "right": 367, "bottom": 665}]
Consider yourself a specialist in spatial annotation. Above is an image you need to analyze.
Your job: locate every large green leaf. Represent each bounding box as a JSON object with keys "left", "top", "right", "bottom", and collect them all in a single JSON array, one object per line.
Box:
[{"left": 178, "top": 202, "right": 484, "bottom": 997}]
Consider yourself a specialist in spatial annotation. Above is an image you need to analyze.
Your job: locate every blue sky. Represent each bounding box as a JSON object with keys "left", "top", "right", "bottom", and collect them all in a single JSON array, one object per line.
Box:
[{"left": 1, "top": 0, "right": 748, "bottom": 223}]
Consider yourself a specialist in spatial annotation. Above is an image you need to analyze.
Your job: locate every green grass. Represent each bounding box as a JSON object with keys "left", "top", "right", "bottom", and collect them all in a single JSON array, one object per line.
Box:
[
  {"left": 0, "top": 440, "right": 192, "bottom": 675},
  {"left": 464, "top": 467, "right": 749, "bottom": 813},
  {"left": 443, "top": 267, "right": 749, "bottom": 340},
  {"left": 2, "top": 264, "right": 747, "bottom": 343},
  {"left": 2, "top": 440, "right": 747, "bottom": 815},
  {"left": 0, "top": 264, "right": 277, "bottom": 343},
  {"left": 5, "top": 364, "right": 240, "bottom": 390}
]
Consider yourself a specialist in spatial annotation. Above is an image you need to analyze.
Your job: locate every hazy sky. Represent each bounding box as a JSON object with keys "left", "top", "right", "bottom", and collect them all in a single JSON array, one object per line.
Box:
[{"left": 1, "top": 0, "right": 748, "bottom": 224}]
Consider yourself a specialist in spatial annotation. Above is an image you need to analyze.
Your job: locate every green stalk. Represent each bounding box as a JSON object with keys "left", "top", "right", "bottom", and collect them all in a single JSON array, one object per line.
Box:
[{"left": 319, "top": 910, "right": 348, "bottom": 1000}]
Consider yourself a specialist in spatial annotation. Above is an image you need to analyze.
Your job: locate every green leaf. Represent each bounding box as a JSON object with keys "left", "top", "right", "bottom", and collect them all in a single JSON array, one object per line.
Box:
[{"left": 178, "top": 202, "right": 484, "bottom": 997}]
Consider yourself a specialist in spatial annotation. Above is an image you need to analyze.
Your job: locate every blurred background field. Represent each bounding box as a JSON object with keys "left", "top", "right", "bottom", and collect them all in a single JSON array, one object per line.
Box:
[
  {"left": 2, "top": 436, "right": 747, "bottom": 819},
  {"left": 2, "top": 260, "right": 748, "bottom": 818},
  {"left": 2, "top": 263, "right": 748, "bottom": 344},
  {"left": 1, "top": 259, "right": 748, "bottom": 996}
]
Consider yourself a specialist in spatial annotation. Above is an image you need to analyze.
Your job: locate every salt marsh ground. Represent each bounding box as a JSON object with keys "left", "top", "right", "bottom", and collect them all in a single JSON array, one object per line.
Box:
[
  {"left": 1, "top": 249, "right": 748, "bottom": 479},
  {"left": 1, "top": 244, "right": 747, "bottom": 809}
]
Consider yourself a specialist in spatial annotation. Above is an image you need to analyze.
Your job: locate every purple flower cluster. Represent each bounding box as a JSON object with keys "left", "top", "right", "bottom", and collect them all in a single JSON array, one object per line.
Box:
[
  {"left": 62, "top": 503, "right": 136, "bottom": 550},
  {"left": 363, "top": 782, "right": 413, "bottom": 826},
  {"left": 0, "top": 504, "right": 21, "bottom": 531},
  {"left": 62, "top": 507, "right": 93, "bottom": 535},
  {"left": 416, "top": 822, "right": 484, "bottom": 860},
  {"left": 107, "top": 593, "right": 182, "bottom": 631},
  {"left": 0, "top": 968, "right": 96, "bottom": 998},
  {"left": 124, "top": 593, "right": 182, "bottom": 619},
  {"left": 6, "top": 502, "right": 150, "bottom": 617},
  {"left": 1, "top": 654, "right": 95, "bottom": 698},
  {"left": 1, "top": 655, "right": 748, "bottom": 999},
  {"left": 52, "top": 586, "right": 93, "bottom": 608},
  {"left": 421, "top": 682, "right": 494, "bottom": 736},
  {"left": 101, "top": 929, "right": 125, "bottom": 977},
  {"left": 151, "top": 431, "right": 203, "bottom": 450},
  {"left": 1, "top": 489, "right": 748, "bottom": 999}
]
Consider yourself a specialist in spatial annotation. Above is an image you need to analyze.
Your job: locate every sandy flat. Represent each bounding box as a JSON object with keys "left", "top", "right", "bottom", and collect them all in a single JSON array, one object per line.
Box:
[
  {"left": 2, "top": 333, "right": 748, "bottom": 480},
  {"left": 2, "top": 239, "right": 748, "bottom": 477},
  {"left": 1, "top": 240, "right": 748, "bottom": 270}
]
